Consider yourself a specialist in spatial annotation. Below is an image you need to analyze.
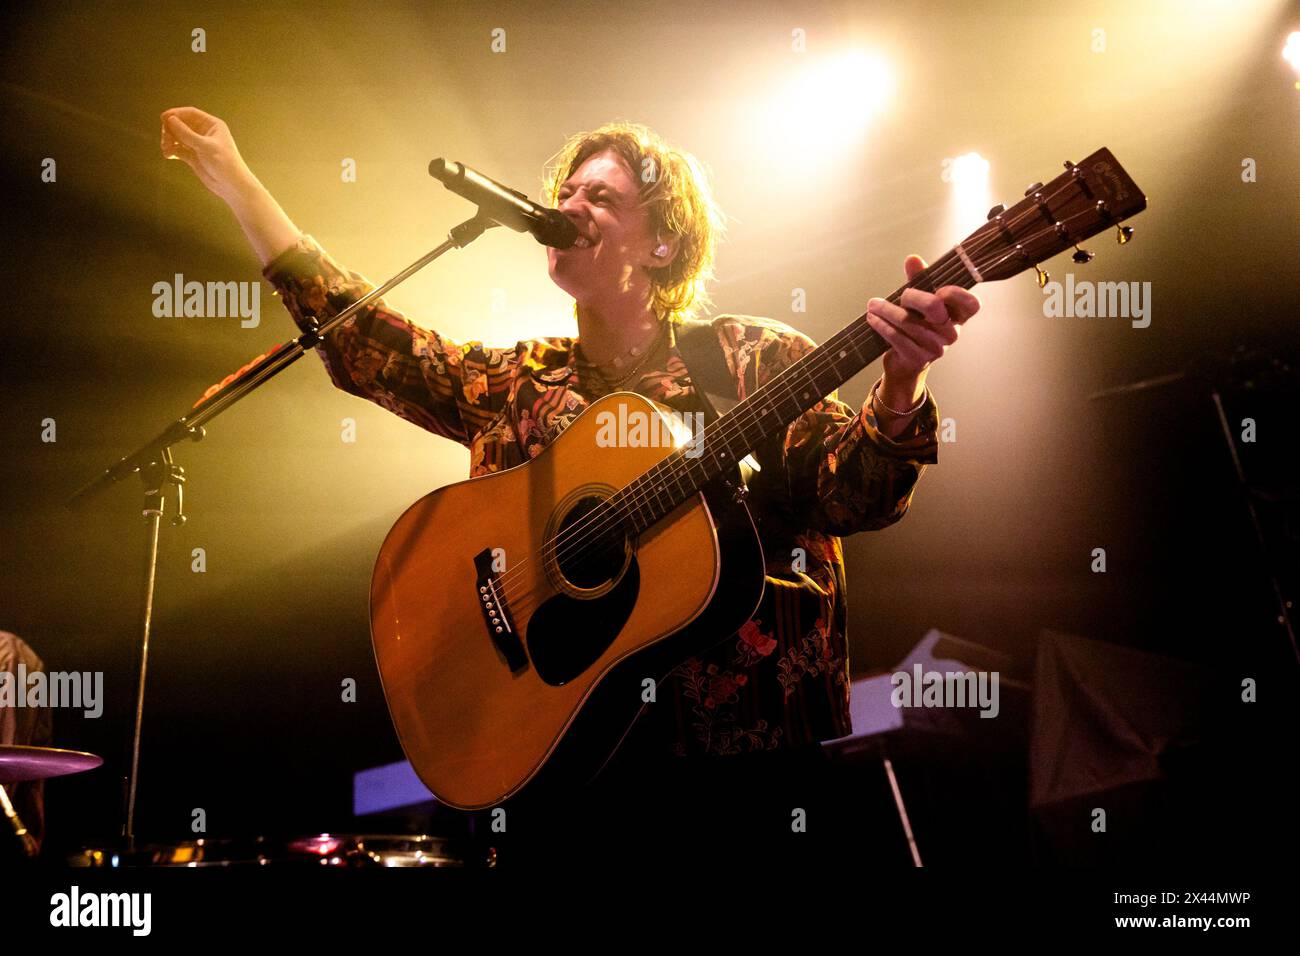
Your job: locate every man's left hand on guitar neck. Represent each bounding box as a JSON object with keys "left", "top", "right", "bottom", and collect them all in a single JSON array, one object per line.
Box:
[{"left": 865, "top": 254, "right": 981, "bottom": 439}]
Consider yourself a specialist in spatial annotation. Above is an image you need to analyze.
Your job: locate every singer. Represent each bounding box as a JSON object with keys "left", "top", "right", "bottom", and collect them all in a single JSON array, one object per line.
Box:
[{"left": 160, "top": 109, "right": 980, "bottom": 862}]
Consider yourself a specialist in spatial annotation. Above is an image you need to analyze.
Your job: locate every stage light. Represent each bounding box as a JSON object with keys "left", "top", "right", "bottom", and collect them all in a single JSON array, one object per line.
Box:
[
  {"left": 945, "top": 151, "right": 992, "bottom": 238},
  {"left": 1283, "top": 31, "right": 1300, "bottom": 71},
  {"left": 758, "top": 51, "right": 895, "bottom": 163},
  {"left": 948, "top": 152, "right": 990, "bottom": 188}
]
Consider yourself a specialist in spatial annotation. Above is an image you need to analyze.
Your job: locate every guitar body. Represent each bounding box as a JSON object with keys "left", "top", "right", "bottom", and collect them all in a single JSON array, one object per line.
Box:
[{"left": 370, "top": 391, "right": 764, "bottom": 810}]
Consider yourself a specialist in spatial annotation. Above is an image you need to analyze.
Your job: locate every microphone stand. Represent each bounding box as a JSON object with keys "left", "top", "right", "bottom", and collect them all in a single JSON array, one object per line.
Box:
[
  {"left": 0, "top": 784, "right": 39, "bottom": 858},
  {"left": 66, "top": 212, "right": 499, "bottom": 854}
]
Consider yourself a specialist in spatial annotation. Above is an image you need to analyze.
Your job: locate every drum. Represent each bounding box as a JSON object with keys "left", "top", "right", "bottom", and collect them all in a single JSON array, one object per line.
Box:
[
  {"left": 72, "top": 833, "right": 488, "bottom": 867},
  {"left": 284, "top": 833, "right": 470, "bottom": 867}
]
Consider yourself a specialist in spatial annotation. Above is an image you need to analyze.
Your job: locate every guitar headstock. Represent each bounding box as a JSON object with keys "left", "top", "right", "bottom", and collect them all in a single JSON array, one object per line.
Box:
[{"left": 953, "top": 147, "right": 1147, "bottom": 285}]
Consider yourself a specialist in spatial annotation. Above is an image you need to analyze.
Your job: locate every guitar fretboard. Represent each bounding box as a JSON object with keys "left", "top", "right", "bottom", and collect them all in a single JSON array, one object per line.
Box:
[
  {"left": 608, "top": 250, "right": 972, "bottom": 535},
  {"left": 546, "top": 145, "right": 1147, "bottom": 559}
]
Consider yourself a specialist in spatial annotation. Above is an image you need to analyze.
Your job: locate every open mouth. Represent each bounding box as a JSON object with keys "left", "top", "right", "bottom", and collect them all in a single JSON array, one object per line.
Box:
[{"left": 571, "top": 234, "right": 595, "bottom": 249}]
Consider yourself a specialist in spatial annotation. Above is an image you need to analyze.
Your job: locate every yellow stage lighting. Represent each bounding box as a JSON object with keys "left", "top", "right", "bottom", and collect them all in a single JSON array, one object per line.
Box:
[
  {"left": 948, "top": 152, "right": 990, "bottom": 188},
  {"left": 1284, "top": 31, "right": 1300, "bottom": 71},
  {"left": 759, "top": 51, "right": 895, "bottom": 162},
  {"left": 945, "top": 151, "right": 992, "bottom": 238}
]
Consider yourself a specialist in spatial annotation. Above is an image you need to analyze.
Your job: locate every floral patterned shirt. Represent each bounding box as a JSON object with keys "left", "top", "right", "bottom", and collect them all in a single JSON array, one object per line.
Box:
[{"left": 263, "top": 235, "right": 940, "bottom": 758}]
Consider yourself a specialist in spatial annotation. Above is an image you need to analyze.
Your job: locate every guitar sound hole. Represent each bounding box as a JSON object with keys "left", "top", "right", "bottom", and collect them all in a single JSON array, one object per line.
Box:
[{"left": 556, "top": 496, "right": 627, "bottom": 590}]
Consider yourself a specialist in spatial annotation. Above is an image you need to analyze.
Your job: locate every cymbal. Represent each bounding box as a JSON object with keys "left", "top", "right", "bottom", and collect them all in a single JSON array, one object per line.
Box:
[{"left": 0, "top": 745, "right": 103, "bottom": 784}]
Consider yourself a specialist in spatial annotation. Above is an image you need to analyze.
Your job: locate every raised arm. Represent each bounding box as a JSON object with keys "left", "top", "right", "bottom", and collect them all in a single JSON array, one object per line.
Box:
[
  {"left": 259, "top": 235, "right": 519, "bottom": 446},
  {"left": 160, "top": 107, "right": 519, "bottom": 447},
  {"left": 161, "top": 106, "right": 301, "bottom": 266}
]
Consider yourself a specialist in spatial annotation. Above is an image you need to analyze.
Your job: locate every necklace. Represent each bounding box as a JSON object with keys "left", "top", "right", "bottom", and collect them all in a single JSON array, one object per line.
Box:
[{"left": 591, "top": 321, "right": 668, "bottom": 392}]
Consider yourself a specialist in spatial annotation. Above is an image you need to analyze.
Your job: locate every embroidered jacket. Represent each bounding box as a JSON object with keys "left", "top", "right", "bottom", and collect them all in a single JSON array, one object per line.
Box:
[{"left": 263, "top": 235, "right": 940, "bottom": 757}]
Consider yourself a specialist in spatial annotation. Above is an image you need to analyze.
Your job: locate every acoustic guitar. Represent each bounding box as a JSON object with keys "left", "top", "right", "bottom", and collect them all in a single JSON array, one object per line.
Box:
[{"left": 369, "top": 148, "right": 1147, "bottom": 810}]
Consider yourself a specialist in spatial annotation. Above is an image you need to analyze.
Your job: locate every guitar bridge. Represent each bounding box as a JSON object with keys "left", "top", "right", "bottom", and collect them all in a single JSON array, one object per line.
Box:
[{"left": 474, "top": 548, "right": 526, "bottom": 671}]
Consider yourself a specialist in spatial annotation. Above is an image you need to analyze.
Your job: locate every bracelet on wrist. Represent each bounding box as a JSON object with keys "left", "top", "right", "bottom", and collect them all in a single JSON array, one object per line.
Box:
[{"left": 871, "top": 377, "right": 927, "bottom": 418}]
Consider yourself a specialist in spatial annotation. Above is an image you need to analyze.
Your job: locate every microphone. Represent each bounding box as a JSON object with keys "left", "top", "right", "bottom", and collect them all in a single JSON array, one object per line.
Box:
[{"left": 429, "top": 159, "right": 578, "bottom": 249}]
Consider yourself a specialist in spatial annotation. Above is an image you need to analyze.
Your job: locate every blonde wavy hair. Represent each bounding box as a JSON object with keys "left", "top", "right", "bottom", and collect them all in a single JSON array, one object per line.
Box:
[{"left": 542, "top": 121, "right": 726, "bottom": 325}]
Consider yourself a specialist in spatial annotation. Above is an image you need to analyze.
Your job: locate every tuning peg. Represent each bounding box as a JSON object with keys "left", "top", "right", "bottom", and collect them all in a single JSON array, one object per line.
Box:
[
  {"left": 1071, "top": 245, "right": 1095, "bottom": 264},
  {"left": 1034, "top": 264, "right": 1050, "bottom": 288},
  {"left": 987, "top": 203, "right": 1007, "bottom": 220},
  {"left": 1115, "top": 224, "right": 1134, "bottom": 244},
  {"left": 1024, "top": 182, "right": 1043, "bottom": 197}
]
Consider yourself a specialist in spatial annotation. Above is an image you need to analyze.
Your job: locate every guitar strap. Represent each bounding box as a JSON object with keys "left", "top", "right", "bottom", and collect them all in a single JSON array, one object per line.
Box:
[
  {"left": 674, "top": 316, "right": 737, "bottom": 423},
  {"left": 675, "top": 316, "right": 759, "bottom": 486}
]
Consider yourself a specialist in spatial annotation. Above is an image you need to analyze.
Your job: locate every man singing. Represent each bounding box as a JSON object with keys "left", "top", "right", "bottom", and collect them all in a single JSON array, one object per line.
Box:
[{"left": 161, "top": 109, "right": 978, "bottom": 862}]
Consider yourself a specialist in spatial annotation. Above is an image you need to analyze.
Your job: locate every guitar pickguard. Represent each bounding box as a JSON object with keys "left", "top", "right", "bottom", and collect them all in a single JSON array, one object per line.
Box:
[{"left": 527, "top": 559, "right": 641, "bottom": 685}]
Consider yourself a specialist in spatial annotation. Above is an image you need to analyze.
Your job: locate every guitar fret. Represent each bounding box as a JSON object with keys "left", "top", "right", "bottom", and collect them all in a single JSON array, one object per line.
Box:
[
  {"left": 616, "top": 261, "right": 983, "bottom": 534},
  {"left": 564, "top": 148, "right": 1147, "bottom": 591}
]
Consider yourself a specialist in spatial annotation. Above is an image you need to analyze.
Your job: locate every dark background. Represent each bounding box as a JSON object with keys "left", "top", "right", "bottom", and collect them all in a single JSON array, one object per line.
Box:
[{"left": 1, "top": 0, "right": 1296, "bottom": 866}]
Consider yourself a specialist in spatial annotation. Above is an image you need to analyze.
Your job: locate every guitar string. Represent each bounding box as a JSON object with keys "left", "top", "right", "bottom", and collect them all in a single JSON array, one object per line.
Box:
[
  {"left": 491, "top": 195, "right": 1104, "bottom": 614},
  {"left": 486, "top": 188, "right": 1101, "bottom": 608},
  {"left": 496, "top": 209, "right": 1096, "bottom": 619},
  {"left": 502, "top": 177, "right": 1090, "bottom": 581},
  {"left": 490, "top": 180, "right": 1089, "bottom": 597}
]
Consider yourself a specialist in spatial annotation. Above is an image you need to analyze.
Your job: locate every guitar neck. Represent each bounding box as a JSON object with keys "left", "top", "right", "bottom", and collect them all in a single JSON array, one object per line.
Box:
[
  {"left": 606, "top": 145, "right": 1147, "bottom": 536},
  {"left": 613, "top": 255, "right": 973, "bottom": 535}
]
